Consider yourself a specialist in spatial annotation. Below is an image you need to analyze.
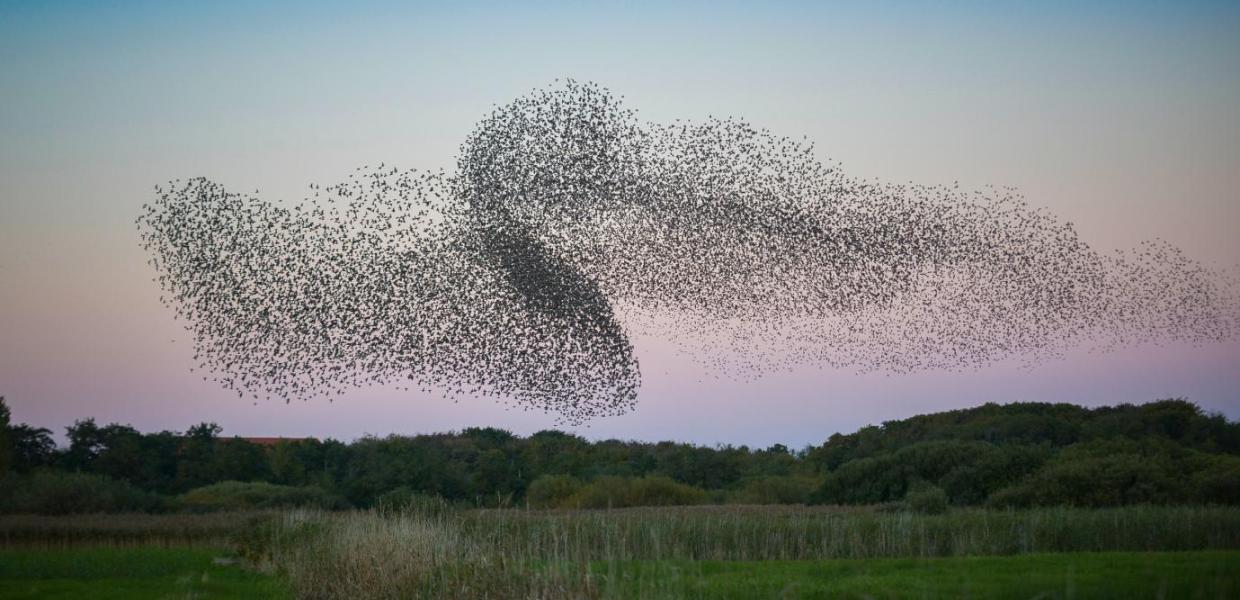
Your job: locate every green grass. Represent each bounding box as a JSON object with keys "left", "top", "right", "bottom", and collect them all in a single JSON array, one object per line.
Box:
[
  {"left": 593, "top": 551, "right": 1240, "bottom": 599},
  {"left": 0, "top": 547, "right": 292, "bottom": 599}
]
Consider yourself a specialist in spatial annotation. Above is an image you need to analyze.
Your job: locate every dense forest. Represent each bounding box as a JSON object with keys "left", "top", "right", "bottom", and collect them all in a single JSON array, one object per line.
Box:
[{"left": 1, "top": 397, "right": 1237, "bottom": 514}]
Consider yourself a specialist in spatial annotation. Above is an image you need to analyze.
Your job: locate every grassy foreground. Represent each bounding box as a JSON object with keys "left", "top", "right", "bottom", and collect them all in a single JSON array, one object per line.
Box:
[
  {"left": 595, "top": 552, "right": 1239, "bottom": 599},
  {"left": 3, "top": 547, "right": 1235, "bottom": 599},
  {"left": 4, "top": 506, "right": 1240, "bottom": 598},
  {"left": 0, "top": 547, "right": 292, "bottom": 599}
]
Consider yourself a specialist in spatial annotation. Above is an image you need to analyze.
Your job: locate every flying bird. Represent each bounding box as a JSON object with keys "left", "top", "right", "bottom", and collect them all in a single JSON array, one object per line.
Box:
[{"left": 137, "top": 80, "right": 1239, "bottom": 424}]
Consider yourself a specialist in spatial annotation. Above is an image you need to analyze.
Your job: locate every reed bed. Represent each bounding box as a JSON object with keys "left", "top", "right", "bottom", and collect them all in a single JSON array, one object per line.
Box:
[
  {"left": 458, "top": 504, "right": 1240, "bottom": 561},
  {"left": 240, "top": 504, "right": 1240, "bottom": 599},
  {"left": 244, "top": 509, "right": 595, "bottom": 599}
]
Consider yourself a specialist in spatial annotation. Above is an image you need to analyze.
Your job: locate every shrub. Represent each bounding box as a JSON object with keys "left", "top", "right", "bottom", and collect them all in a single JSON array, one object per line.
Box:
[
  {"left": 572, "top": 475, "right": 706, "bottom": 509},
  {"left": 1191, "top": 457, "right": 1240, "bottom": 504},
  {"left": 904, "top": 482, "right": 949, "bottom": 514},
  {"left": 525, "top": 475, "right": 583, "bottom": 509},
  {"left": 813, "top": 440, "right": 1018, "bottom": 506},
  {"left": 986, "top": 484, "right": 1035, "bottom": 509},
  {"left": 629, "top": 475, "right": 707, "bottom": 507},
  {"left": 812, "top": 455, "right": 907, "bottom": 505},
  {"left": 0, "top": 471, "right": 165, "bottom": 515},
  {"left": 571, "top": 476, "right": 631, "bottom": 509},
  {"left": 177, "top": 481, "right": 344, "bottom": 512},
  {"left": 0, "top": 472, "right": 19, "bottom": 510},
  {"left": 987, "top": 451, "right": 1176, "bottom": 508},
  {"left": 731, "top": 476, "right": 821, "bottom": 505},
  {"left": 375, "top": 487, "right": 453, "bottom": 517}
]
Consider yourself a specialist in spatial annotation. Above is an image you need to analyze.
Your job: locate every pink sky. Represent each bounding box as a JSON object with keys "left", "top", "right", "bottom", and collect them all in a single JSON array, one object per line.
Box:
[{"left": 2, "top": 2, "right": 1238, "bottom": 447}]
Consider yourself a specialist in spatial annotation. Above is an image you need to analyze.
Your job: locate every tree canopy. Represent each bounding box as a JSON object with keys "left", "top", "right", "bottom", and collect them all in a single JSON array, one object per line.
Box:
[{"left": 1, "top": 398, "right": 1237, "bottom": 512}]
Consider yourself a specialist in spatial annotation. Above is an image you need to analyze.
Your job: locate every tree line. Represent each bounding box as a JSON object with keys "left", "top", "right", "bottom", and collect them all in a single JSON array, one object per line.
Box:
[{"left": 1, "top": 397, "right": 1237, "bottom": 513}]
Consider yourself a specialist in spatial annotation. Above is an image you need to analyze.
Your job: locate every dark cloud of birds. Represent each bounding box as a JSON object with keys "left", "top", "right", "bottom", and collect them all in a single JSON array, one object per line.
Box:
[{"left": 137, "top": 80, "right": 1239, "bottom": 424}]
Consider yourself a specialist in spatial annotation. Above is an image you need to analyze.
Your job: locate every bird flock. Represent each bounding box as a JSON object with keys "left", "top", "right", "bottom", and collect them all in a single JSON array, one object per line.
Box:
[{"left": 138, "top": 80, "right": 1239, "bottom": 423}]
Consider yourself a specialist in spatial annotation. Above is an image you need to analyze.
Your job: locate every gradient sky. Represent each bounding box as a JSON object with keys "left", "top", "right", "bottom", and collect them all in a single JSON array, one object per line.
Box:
[{"left": 2, "top": 1, "right": 1239, "bottom": 448}]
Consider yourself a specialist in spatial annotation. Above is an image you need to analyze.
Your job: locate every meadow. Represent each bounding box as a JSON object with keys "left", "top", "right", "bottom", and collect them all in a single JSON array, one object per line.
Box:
[
  {"left": 11, "top": 504, "right": 1235, "bottom": 599},
  {"left": 0, "top": 512, "right": 291, "bottom": 598},
  {"left": 0, "top": 546, "right": 292, "bottom": 599}
]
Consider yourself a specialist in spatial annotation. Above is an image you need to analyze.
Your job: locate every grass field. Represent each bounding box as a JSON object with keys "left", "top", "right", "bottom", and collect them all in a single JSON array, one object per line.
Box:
[
  {"left": 593, "top": 552, "right": 1240, "bottom": 599},
  {"left": 2, "top": 546, "right": 1235, "bottom": 599},
  {"left": 0, "top": 547, "right": 292, "bottom": 599},
  {"left": 3, "top": 506, "right": 1239, "bottom": 598}
]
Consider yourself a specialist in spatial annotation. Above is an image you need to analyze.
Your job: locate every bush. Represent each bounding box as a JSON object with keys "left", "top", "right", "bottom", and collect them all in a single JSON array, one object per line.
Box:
[
  {"left": 375, "top": 487, "right": 453, "bottom": 517},
  {"left": 986, "top": 484, "right": 1035, "bottom": 509},
  {"left": 177, "top": 481, "right": 344, "bottom": 512},
  {"left": 904, "top": 482, "right": 949, "bottom": 514},
  {"left": 525, "top": 475, "right": 583, "bottom": 509},
  {"left": 572, "top": 475, "right": 706, "bottom": 509},
  {"left": 812, "top": 455, "right": 907, "bottom": 505},
  {"left": 987, "top": 451, "right": 1175, "bottom": 508},
  {"left": 0, "top": 473, "right": 19, "bottom": 510},
  {"left": 812, "top": 440, "right": 1019, "bottom": 506},
  {"left": 0, "top": 471, "right": 165, "bottom": 515},
  {"left": 629, "top": 475, "right": 708, "bottom": 507},
  {"left": 571, "top": 476, "right": 631, "bottom": 509},
  {"left": 731, "top": 476, "right": 821, "bottom": 505},
  {"left": 1191, "top": 457, "right": 1240, "bottom": 504}
]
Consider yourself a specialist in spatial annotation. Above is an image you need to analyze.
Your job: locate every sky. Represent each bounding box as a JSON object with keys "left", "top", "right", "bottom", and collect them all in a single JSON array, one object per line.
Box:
[{"left": 2, "top": 1, "right": 1239, "bottom": 448}]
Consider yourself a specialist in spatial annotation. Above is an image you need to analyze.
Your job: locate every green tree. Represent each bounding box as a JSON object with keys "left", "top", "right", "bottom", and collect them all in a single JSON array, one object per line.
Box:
[
  {"left": 0, "top": 396, "right": 12, "bottom": 474},
  {"left": 212, "top": 438, "right": 271, "bottom": 482},
  {"left": 92, "top": 424, "right": 145, "bottom": 484},
  {"left": 64, "top": 418, "right": 103, "bottom": 472},
  {"left": 269, "top": 440, "right": 309, "bottom": 485},
  {"left": 475, "top": 447, "right": 522, "bottom": 499},
  {"left": 175, "top": 422, "right": 222, "bottom": 491},
  {"left": 9, "top": 424, "right": 57, "bottom": 472},
  {"left": 522, "top": 430, "right": 588, "bottom": 477},
  {"left": 136, "top": 430, "right": 183, "bottom": 493}
]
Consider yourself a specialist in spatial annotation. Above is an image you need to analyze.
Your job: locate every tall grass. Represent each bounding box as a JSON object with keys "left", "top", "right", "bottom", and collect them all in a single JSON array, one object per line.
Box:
[
  {"left": 458, "top": 504, "right": 1240, "bottom": 561},
  {"left": 244, "top": 510, "right": 594, "bottom": 599},
  {"left": 242, "top": 504, "right": 1240, "bottom": 599}
]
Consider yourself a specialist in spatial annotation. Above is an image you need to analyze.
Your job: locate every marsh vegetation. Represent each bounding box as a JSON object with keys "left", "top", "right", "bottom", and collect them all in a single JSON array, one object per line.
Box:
[{"left": 9, "top": 505, "right": 1237, "bottom": 599}]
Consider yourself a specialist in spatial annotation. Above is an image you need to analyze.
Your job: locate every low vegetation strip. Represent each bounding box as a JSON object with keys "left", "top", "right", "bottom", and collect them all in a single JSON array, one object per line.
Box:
[
  {"left": 456, "top": 504, "right": 1240, "bottom": 560},
  {"left": 0, "top": 547, "right": 292, "bottom": 599},
  {"left": 591, "top": 552, "right": 1240, "bottom": 599},
  {"left": 0, "top": 512, "right": 276, "bottom": 548}
]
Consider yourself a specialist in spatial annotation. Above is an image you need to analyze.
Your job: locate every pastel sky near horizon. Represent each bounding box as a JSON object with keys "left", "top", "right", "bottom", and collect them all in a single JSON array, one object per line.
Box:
[{"left": 2, "top": 1, "right": 1238, "bottom": 448}]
